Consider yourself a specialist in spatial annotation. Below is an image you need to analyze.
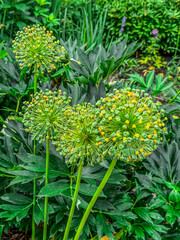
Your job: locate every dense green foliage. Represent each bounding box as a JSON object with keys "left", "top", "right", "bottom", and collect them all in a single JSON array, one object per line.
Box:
[
  {"left": 98, "top": 0, "right": 180, "bottom": 53},
  {"left": 0, "top": 1, "right": 180, "bottom": 240}
]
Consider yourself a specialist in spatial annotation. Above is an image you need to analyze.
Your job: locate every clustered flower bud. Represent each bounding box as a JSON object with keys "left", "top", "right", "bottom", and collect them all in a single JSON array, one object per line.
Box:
[
  {"left": 53, "top": 103, "right": 103, "bottom": 166},
  {"left": 95, "top": 88, "right": 167, "bottom": 163},
  {"left": 22, "top": 89, "right": 71, "bottom": 142},
  {"left": 12, "top": 25, "right": 65, "bottom": 74}
]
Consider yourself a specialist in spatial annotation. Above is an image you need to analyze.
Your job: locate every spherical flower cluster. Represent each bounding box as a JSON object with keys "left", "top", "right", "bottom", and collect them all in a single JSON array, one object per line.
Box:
[
  {"left": 53, "top": 103, "right": 104, "bottom": 166},
  {"left": 12, "top": 25, "right": 64, "bottom": 74},
  {"left": 96, "top": 88, "right": 167, "bottom": 163},
  {"left": 22, "top": 89, "right": 71, "bottom": 142}
]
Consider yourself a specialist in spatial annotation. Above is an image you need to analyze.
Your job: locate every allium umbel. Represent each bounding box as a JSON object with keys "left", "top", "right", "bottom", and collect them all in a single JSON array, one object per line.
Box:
[
  {"left": 12, "top": 25, "right": 63, "bottom": 74},
  {"left": 53, "top": 103, "right": 103, "bottom": 166},
  {"left": 22, "top": 90, "right": 71, "bottom": 141},
  {"left": 96, "top": 88, "right": 166, "bottom": 162}
]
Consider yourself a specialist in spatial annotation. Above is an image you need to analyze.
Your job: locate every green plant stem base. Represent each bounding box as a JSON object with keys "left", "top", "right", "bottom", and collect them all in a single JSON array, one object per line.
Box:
[
  {"left": 31, "top": 178, "right": 36, "bottom": 240},
  {"left": 63, "top": 160, "right": 84, "bottom": 240},
  {"left": 31, "top": 69, "right": 38, "bottom": 240},
  {"left": 43, "top": 132, "right": 50, "bottom": 240},
  {"left": 74, "top": 159, "right": 117, "bottom": 240}
]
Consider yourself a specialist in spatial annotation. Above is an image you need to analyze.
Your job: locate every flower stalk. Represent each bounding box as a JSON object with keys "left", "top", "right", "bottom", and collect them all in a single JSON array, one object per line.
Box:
[
  {"left": 74, "top": 159, "right": 117, "bottom": 240},
  {"left": 63, "top": 160, "right": 84, "bottom": 240},
  {"left": 31, "top": 178, "right": 36, "bottom": 240},
  {"left": 43, "top": 130, "right": 50, "bottom": 240}
]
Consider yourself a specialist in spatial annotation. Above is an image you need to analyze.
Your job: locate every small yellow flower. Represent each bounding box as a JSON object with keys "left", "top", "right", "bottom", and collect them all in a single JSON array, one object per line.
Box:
[
  {"left": 154, "top": 140, "right": 157, "bottom": 143},
  {"left": 139, "top": 120, "right": 142, "bottom": 124},
  {"left": 117, "top": 153, "right": 120, "bottom": 157},
  {"left": 168, "top": 75, "right": 173, "bottom": 79},
  {"left": 163, "top": 128, "right": 166, "bottom": 131},
  {"left": 149, "top": 66, "right": 155, "bottom": 71},
  {"left": 101, "top": 132, "right": 105, "bottom": 135},
  {"left": 99, "top": 113, "right": 103, "bottom": 117},
  {"left": 123, "top": 137, "right": 127, "bottom": 141},
  {"left": 134, "top": 133, "right": 139, "bottom": 138},
  {"left": 100, "top": 106, "right": 103, "bottom": 110},
  {"left": 111, "top": 109, "right": 114, "bottom": 113},
  {"left": 125, "top": 120, "right": 129, "bottom": 124},
  {"left": 148, "top": 135, "right": 152, "bottom": 139},
  {"left": 158, "top": 73, "right": 164, "bottom": 77},
  {"left": 113, "top": 104, "right": 116, "bottom": 108},
  {"left": 116, "top": 133, "right": 120, "bottom": 137},
  {"left": 138, "top": 108, "right": 143, "bottom": 113},
  {"left": 109, "top": 117, "right": 112, "bottom": 120},
  {"left": 112, "top": 137, "right": 116, "bottom": 141},
  {"left": 99, "top": 127, "right": 102, "bottom": 132},
  {"left": 105, "top": 138, "right": 109, "bottom": 142},
  {"left": 135, "top": 151, "right": 139, "bottom": 155},
  {"left": 140, "top": 148, "right": 143, "bottom": 153},
  {"left": 140, "top": 138, "right": 144, "bottom": 141},
  {"left": 132, "top": 124, "right": 136, "bottom": 128}
]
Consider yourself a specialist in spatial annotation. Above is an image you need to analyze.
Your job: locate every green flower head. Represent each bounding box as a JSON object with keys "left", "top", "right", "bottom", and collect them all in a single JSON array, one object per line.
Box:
[
  {"left": 96, "top": 88, "right": 166, "bottom": 163},
  {"left": 53, "top": 103, "right": 104, "bottom": 166},
  {"left": 12, "top": 25, "right": 63, "bottom": 74},
  {"left": 22, "top": 89, "right": 71, "bottom": 142}
]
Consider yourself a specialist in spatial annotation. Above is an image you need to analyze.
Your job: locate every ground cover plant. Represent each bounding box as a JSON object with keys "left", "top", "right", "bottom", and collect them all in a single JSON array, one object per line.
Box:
[{"left": 0, "top": 1, "right": 180, "bottom": 240}]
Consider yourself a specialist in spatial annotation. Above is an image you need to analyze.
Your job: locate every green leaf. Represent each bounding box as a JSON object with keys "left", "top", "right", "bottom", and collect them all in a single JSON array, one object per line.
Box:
[
  {"left": 169, "top": 189, "right": 180, "bottom": 203},
  {"left": 38, "top": 180, "right": 70, "bottom": 197},
  {"left": 96, "top": 213, "right": 114, "bottom": 239},
  {"left": 146, "top": 70, "right": 154, "bottom": 89},
  {"left": 143, "top": 226, "right": 161, "bottom": 240},
  {"left": 133, "top": 207, "right": 153, "bottom": 224},
  {"left": 1, "top": 193, "right": 32, "bottom": 205},
  {"left": 134, "top": 226, "right": 145, "bottom": 239},
  {"left": 0, "top": 225, "right": 3, "bottom": 240}
]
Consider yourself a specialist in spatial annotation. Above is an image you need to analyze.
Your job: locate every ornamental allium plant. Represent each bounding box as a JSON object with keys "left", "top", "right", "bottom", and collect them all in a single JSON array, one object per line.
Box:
[
  {"left": 96, "top": 88, "right": 166, "bottom": 162},
  {"left": 12, "top": 25, "right": 62, "bottom": 92},
  {"left": 74, "top": 88, "right": 167, "bottom": 240},
  {"left": 54, "top": 103, "right": 103, "bottom": 166},
  {"left": 53, "top": 103, "right": 103, "bottom": 240},
  {"left": 22, "top": 89, "right": 70, "bottom": 240}
]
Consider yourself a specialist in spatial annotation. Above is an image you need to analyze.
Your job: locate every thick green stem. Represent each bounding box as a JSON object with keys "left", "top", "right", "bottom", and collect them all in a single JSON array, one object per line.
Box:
[
  {"left": 31, "top": 66, "right": 38, "bottom": 240},
  {"left": 43, "top": 131, "right": 50, "bottom": 240},
  {"left": 34, "top": 64, "right": 38, "bottom": 93},
  {"left": 168, "top": 90, "right": 180, "bottom": 104},
  {"left": 31, "top": 178, "right": 36, "bottom": 240},
  {"left": 63, "top": 160, "right": 84, "bottom": 240},
  {"left": 74, "top": 159, "right": 117, "bottom": 240}
]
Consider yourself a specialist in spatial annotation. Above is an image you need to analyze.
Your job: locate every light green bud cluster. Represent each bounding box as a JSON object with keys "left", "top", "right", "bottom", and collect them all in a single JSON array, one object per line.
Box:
[
  {"left": 53, "top": 103, "right": 104, "bottom": 166},
  {"left": 12, "top": 25, "right": 67, "bottom": 74},
  {"left": 95, "top": 88, "right": 167, "bottom": 163},
  {"left": 22, "top": 89, "right": 71, "bottom": 142}
]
